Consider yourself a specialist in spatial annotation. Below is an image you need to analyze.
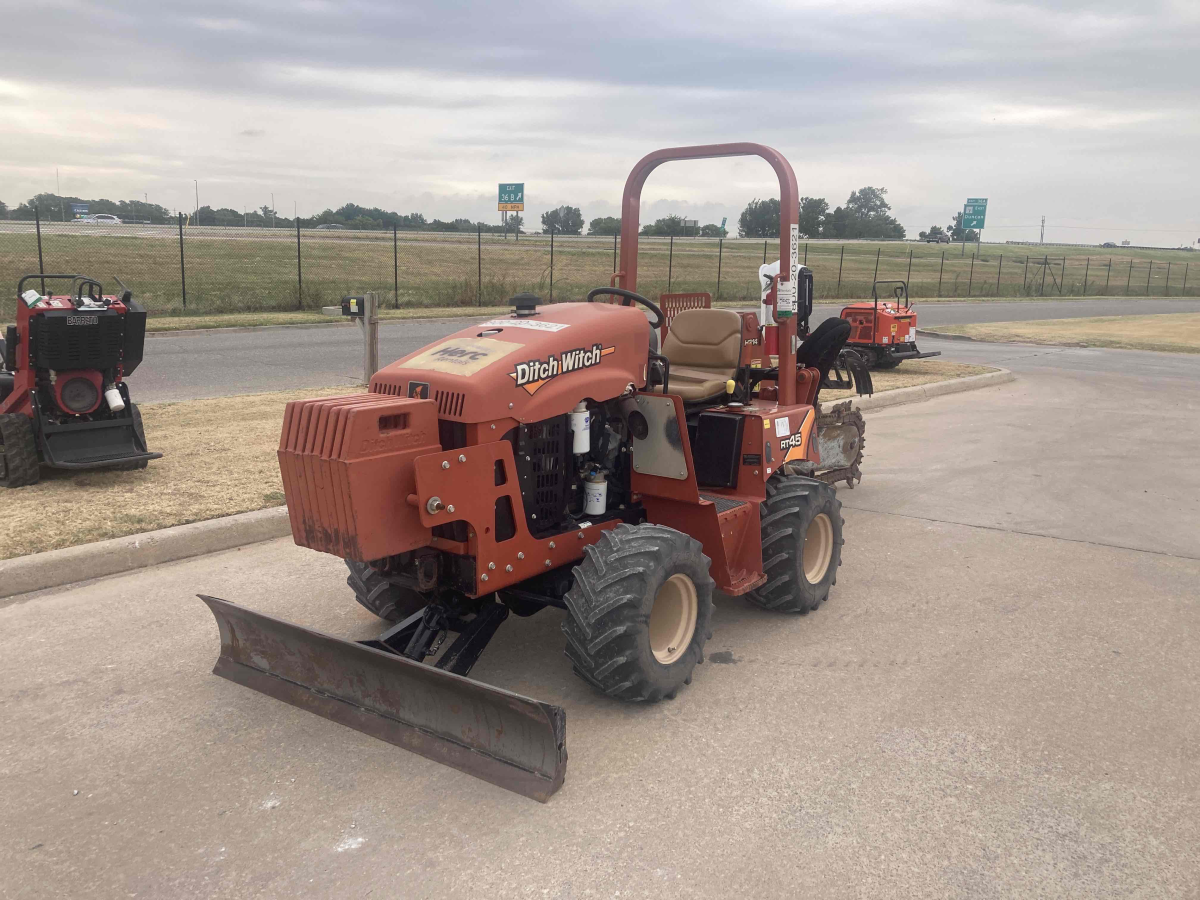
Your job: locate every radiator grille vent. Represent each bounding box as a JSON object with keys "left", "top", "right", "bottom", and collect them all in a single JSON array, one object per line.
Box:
[
  {"left": 514, "top": 415, "right": 570, "bottom": 537},
  {"left": 435, "top": 390, "right": 465, "bottom": 417}
]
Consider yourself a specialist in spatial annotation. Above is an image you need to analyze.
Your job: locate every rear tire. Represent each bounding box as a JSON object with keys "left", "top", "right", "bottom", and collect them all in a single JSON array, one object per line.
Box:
[
  {"left": 0, "top": 414, "right": 40, "bottom": 488},
  {"left": 345, "top": 559, "right": 427, "bottom": 622},
  {"left": 747, "top": 475, "right": 843, "bottom": 613},
  {"left": 562, "top": 523, "right": 714, "bottom": 702},
  {"left": 874, "top": 355, "right": 900, "bottom": 370}
]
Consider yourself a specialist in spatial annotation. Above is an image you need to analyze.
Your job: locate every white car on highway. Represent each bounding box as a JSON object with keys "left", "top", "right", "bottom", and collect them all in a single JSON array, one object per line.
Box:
[{"left": 87, "top": 214, "right": 122, "bottom": 224}]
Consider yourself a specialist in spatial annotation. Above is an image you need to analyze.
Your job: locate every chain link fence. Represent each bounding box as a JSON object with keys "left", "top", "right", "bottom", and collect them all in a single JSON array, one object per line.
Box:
[{"left": 2, "top": 214, "right": 1195, "bottom": 322}]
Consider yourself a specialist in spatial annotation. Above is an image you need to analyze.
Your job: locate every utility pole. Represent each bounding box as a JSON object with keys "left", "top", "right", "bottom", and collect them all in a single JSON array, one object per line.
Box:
[
  {"left": 145, "top": 192, "right": 149, "bottom": 224},
  {"left": 194, "top": 180, "right": 199, "bottom": 223},
  {"left": 56, "top": 168, "right": 65, "bottom": 221},
  {"left": 1040, "top": 215, "right": 1045, "bottom": 244},
  {"left": 271, "top": 192, "right": 276, "bottom": 228}
]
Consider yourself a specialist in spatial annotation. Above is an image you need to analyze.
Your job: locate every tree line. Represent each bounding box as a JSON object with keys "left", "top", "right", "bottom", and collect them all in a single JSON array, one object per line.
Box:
[{"left": 3, "top": 188, "right": 957, "bottom": 242}]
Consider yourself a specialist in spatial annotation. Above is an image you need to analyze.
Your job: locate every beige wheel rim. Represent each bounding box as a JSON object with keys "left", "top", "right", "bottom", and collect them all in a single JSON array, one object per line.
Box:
[
  {"left": 803, "top": 513, "right": 834, "bottom": 583},
  {"left": 649, "top": 573, "right": 698, "bottom": 665}
]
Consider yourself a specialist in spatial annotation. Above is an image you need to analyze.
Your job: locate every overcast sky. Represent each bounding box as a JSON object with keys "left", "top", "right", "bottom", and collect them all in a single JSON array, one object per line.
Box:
[{"left": 2, "top": 0, "right": 1197, "bottom": 245}]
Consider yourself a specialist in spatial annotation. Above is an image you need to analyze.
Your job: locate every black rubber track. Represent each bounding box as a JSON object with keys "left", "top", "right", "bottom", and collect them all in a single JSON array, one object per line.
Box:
[
  {"left": 0, "top": 413, "right": 40, "bottom": 488},
  {"left": 746, "top": 475, "right": 843, "bottom": 613},
  {"left": 344, "top": 559, "right": 427, "bottom": 622},
  {"left": 562, "top": 523, "right": 714, "bottom": 703}
]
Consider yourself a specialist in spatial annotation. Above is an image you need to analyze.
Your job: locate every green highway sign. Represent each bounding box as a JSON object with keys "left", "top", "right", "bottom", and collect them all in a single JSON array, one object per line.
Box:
[
  {"left": 962, "top": 197, "right": 988, "bottom": 229},
  {"left": 498, "top": 183, "right": 525, "bottom": 211}
]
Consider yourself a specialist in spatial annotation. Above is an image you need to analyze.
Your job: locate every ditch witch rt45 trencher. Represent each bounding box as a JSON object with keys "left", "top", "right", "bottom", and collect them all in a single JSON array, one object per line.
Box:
[{"left": 200, "top": 144, "right": 858, "bottom": 801}]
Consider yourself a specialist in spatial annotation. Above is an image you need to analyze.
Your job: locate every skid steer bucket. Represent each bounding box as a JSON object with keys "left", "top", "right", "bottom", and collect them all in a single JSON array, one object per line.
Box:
[{"left": 200, "top": 595, "right": 567, "bottom": 802}]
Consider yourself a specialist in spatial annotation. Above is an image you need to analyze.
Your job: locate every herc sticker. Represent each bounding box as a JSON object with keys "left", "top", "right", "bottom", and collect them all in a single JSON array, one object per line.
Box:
[
  {"left": 401, "top": 337, "right": 521, "bottom": 377},
  {"left": 407, "top": 381, "right": 430, "bottom": 399},
  {"left": 511, "top": 344, "right": 616, "bottom": 395}
]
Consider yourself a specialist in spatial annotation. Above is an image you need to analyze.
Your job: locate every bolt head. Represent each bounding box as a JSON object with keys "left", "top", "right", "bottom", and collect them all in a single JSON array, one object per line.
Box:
[
  {"left": 441, "top": 460, "right": 450, "bottom": 470},
  {"left": 447, "top": 504, "right": 455, "bottom": 513},
  {"left": 509, "top": 402, "right": 514, "bottom": 409},
  {"left": 505, "top": 564, "right": 513, "bottom": 572},
  {"left": 488, "top": 562, "right": 496, "bottom": 570},
  {"left": 481, "top": 573, "right": 489, "bottom": 582},
  {"left": 544, "top": 560, "right": 552, "bottom": 568},
  {"left": 517, "top": 551, "right": 525, "bottom": 559},
  {"left": 549, "top": 541, "right": 556, "bottom": 549},
  {"left": 458, "top": 454, "right": 466, "bottom": 463}
]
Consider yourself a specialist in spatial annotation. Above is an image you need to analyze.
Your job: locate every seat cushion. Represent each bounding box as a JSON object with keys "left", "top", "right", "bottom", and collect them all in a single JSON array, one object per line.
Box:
[{"left": 664, "top": 365, "right": 731, "bottom": 402}]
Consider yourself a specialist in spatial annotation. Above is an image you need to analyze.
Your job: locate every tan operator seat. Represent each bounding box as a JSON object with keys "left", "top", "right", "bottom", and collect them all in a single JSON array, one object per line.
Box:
[{"left": 658, "top": 308, "right": 743, "bottom": 402}]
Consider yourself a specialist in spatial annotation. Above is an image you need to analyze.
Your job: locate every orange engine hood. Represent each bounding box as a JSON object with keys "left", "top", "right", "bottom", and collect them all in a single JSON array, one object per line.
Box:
[{"left": 370, "top": 302, "right": 651, "bottom": 423}]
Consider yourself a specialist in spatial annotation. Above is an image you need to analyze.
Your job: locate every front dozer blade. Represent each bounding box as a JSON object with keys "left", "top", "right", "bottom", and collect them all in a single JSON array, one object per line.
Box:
[{"left": 199, "top": 595, "right": 567, "bottom": 802}]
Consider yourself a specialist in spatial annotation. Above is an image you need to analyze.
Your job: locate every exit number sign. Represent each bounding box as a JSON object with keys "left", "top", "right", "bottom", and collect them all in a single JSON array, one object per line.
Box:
[
  {"left": 498, "top": 183, "right": 525, "bottom": 211},
  {"left": 962, "top": 198, "right": 988, "bottom": 229}
]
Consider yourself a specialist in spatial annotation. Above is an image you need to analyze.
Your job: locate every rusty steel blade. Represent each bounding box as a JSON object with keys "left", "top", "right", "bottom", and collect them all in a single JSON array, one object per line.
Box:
[{"left": 199, "top": 595, "right": 567, "bottom": 802}]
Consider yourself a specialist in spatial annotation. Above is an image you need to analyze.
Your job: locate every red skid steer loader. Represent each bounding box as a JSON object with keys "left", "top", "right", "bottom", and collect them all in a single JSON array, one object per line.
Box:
[{"left": 201, "top": 144, "right": 858, "bottom": 801}]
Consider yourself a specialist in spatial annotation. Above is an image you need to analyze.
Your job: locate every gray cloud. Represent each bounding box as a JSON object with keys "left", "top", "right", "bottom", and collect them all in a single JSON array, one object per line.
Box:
[{"left": 1, "top": 0, "right": 1197, "bottom": 243}]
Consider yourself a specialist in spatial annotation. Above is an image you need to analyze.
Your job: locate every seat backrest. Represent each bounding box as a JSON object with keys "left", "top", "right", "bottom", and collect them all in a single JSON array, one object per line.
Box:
[{"left": 662, "top": 308, "right": 743, "bottom": 371}]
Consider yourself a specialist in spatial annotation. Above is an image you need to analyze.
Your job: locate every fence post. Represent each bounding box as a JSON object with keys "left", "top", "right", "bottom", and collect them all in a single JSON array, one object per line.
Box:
[
  {"left": 1182, "top": 263, "right": 1189, "bottom": 296},
  {"left": 1022, "top": 256, "right": 1029, "bottom": 292},
  {"left": 1105, "top": 257, "right": 1112, "bottom": 294},
  {"left": 477, "top": 224, "right": 482, "bottom": 306},
  {"left": 1039, "top": 256, "right": 1048, "bottom": 295},
  {"left": 1083, "top": 257, "right": 1090, "bottom": 295},
  {"left": 612, "top": 232, "right": 618, "bottom": 273},
  {"left": 35, "top": 208, "right": 46, "bottom": 295},
  {"left": 906, "top": 248, "right": 913, "bottom": 287},
  {"left": 177, "top": 212, "right": 187, "bottom": 309},
  {"left": 393, "top": 224, "right": 399, "bottom": 309},
  {"left": 763, "top": 240, "right": 768, "bottom": 265},
  {"left": 1126, "top": 259, "right": 1133, "bottom": 294},
  {"left": 668, "top": 235, "right": 674, "bottom": 292},
  {"left": 804, "top": 242, "right": 808, "bottom": 266},
  {"left": 295, "top": 218, "right": 303, "bottom": 309},
  {"left": 716, "top": 238, "right": 723, "bottom": 299},
  {"left": 837, "top": 245, "right": 844, "bottom": 295},
  {"left": 968, "top": 253, "right": 974, "bottom": 296},
  {"left": 872, "top": 247, "right": 881, "bottom": 283},
  {"left": 938, "top": 251, "right": 945, "bottom": 297},
  {"left": 996, "top": 254, "right": 1003, "bottom": 296},
  {"left": 1145, "top": 260, "right": 1153, "bottom": 295},
  {"left": 363, "top": 292, "right": 380, "bottom": 383},
  {"left": 1165, "top": 261, "right": 1171, "bottom": 296},
  {"left": 549, "top": 227, "right": 554, "bottom": 302},
  {"left": 1058, "top": 257, "right": 1065, "bottom": 294}
]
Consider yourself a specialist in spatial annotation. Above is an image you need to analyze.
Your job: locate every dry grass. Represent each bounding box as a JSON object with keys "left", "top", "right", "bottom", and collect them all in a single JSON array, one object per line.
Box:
[
  {"left": 2, "top": 359, "right": 989, "bottom": 559},
  {"left": 3, "top": 220, "right": 1196, "bottom": 323},
  {"left": 928, "top": 312, "right": 1200, "bottom": 354},
  {"left": 0, "top": 385, "right": 364, "bottom": 561},
  {"left": 821, "top": 358, "right": 993, "bottom": 403}
]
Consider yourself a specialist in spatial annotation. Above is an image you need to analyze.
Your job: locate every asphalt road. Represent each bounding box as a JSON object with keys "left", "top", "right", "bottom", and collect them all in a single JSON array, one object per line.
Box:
[
  {"left": 134, "top": 296, "right": 1200, "bottom": 403},
  {"left": 3, "top": 341, "right": 1198, "bottom": 898}
]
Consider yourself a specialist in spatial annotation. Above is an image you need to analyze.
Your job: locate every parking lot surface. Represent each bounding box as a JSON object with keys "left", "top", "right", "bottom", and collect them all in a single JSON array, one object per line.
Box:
[{"left": 2, "top": 342, "right": 1198, "bottom": 898}]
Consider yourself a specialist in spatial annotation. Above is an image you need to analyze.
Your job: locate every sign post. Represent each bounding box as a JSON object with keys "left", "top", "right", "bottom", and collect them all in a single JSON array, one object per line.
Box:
[
  {"left": 962, "top": 198, "right": 987, "bottom": 244},
  {"left": 499, "top": 183, "right": 524, "bottom": 241}
]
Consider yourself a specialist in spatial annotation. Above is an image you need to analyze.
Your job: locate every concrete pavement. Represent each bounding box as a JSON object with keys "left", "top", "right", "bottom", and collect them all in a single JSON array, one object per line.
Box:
[
  {"left": 3, "top": 341, "right": 1198, "bottom": 898},
  {"left": 133, "top": 297, "right": 1200, "bottom": 403}
]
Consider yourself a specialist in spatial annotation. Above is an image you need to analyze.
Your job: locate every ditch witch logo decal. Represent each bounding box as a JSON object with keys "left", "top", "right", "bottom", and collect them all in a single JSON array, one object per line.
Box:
[{"left": 511, "top": 343, "right": 615, "bottom": 395}]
